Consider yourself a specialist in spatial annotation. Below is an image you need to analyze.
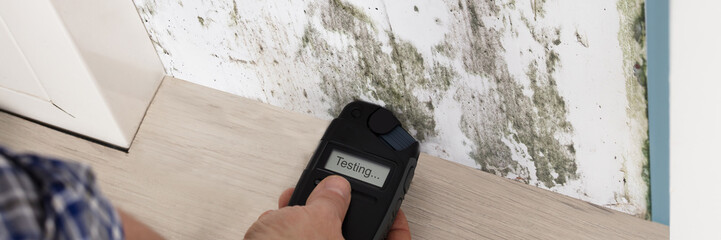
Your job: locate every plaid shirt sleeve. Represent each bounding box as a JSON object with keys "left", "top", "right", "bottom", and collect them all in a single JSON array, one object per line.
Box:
[{"left": 0, "top": 147, "right": 124, "bottom": 240}]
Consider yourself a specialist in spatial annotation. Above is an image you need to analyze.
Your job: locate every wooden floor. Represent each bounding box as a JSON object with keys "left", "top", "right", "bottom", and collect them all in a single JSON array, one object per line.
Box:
[{"left": 0, "top": 77, "right": 668, "bottom": 239}]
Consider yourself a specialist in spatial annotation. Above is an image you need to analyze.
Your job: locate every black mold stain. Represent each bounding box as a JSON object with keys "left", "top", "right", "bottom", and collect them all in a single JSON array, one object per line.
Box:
[{"left": 575, "top": 30, "right": 590, "bottom": 48}]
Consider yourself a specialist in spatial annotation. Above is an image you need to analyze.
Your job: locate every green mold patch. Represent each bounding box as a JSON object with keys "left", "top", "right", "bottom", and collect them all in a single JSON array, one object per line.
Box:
[
  {"left": 462, "top": 0, "right": 504, "bottom": 77},
  {"left": 298, "top": 0, "right": 462, "bottom": 141},
  {"left": 432, "top": 41, "right": 456, "bottom": 58},
  {"left": 545, "top": 50, "right": 560, "bottom": 73},
  {"left": 575, "top": 30, "right": 590, "bottom": 48},
  {"left": 530, "top": 0, "right": 547, "bottom": 20},
  {"left": 552, "top": 28, "right": 562, "bottom": 46},
  {"left": 325, "top": 0, "right": 374, "bottom": 32},
  {"left": 454, "top": 0, "right": 576, "bottom": 187},
  {"left": 618, "top": 0, "right": 650, "bottom": 219},
  {"left": 300, "top": 26, "right": 317, "bottom": 49},
  {"left": 642, "top": 137, "right": 651, "bottom": 219},
  {"left": 429, "top": 62, "right": 455, "bottom": 92},
  {"left": 618, "top": 0, "right": 648, "bottom": 118},
  {"left": 633, "top": 3, "right": 646, "bottom": 44},
  {"left": 136, "top": 0, "right": 158, "bottom": 16},
  {"left": 229, "top": 0, "right": 241, "bottom": 26},
  {"left": 527, "top": 61, "right": 576, "bottom": 186},
  {"left": 300, "top": 0, "right": 576, "bottom": 187}
]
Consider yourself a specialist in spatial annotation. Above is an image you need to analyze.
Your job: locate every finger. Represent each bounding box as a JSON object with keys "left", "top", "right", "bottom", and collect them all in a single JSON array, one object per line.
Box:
[
  {"left": 257, "top": 210, "right": 274, "bottom": 220},
  {"left": 278, "top": 188, "right": 295, "bottom": 208},
  {"left": 305, "top": 175, "right": 352, "bottom": 221},
  {"left": 386, "top": 209, "right": 411, "bottom": 240}
]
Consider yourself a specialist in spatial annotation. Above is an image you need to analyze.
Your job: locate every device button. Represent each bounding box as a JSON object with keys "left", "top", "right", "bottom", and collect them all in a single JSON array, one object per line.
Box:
[
  {"left": 351, "top": 108, "right": 361, "bottom": 118},
  {"left": 368, "top": 108, "right": 400, "bottom": 134},
  {"left": 404, "top": 166, "right": 415, "bottom": 192}
]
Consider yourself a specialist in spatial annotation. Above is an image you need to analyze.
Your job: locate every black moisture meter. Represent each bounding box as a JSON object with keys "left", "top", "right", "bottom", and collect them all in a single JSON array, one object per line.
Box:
[{"left": 288, "top": 101, "right": 419, "bottom": 240}]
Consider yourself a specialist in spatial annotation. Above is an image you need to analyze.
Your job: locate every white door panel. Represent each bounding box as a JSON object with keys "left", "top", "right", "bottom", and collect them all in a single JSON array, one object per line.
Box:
[
  {"left": 0, "top": 0, "right": 165, "bottom": 148},
  {"left": 0, "top": 16, "right": 49, "bottom": 101}
]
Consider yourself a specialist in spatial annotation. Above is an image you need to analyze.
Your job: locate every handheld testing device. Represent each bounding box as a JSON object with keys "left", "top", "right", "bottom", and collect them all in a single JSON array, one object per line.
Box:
[{"left": 288, "top": 101, "right": 420, "bottom": 240}]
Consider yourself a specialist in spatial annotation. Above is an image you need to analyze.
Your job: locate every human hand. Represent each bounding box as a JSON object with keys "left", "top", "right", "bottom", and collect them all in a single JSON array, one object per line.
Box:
[{"left": 244, "top": 175, "right": 411, "bottom": 240}]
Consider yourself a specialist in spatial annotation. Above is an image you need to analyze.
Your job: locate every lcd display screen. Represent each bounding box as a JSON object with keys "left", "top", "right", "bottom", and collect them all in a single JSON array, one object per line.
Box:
[{"left": 324, "top": 149, "right": 391, "bottom": 188}]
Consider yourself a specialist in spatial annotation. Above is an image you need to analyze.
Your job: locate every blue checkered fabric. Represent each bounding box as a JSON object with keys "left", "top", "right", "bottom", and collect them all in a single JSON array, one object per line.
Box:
[{"left": 0, "top": 147, "right": 123, "bottom": 240}]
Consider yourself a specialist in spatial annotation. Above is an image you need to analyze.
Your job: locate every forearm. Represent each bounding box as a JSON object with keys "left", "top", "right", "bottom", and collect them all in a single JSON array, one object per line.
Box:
[{"left": 118, "top": 209, "right": 165, "bottom": 240}]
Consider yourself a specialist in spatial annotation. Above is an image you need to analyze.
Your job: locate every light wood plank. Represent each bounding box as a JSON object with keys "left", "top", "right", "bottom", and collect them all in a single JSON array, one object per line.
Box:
[{"left": 0, "top": 77, "right": 668, "bottom": 239}]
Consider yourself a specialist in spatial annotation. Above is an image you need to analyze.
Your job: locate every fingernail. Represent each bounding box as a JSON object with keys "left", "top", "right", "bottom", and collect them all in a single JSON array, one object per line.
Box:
[{"left": 324, "top": 176, "right": 350, "bottom": 198}]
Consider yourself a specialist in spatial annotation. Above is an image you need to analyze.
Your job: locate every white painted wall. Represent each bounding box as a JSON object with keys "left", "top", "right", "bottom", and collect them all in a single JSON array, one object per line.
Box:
[{"left": 133, "top": 0, "right": 652, "bottom": 217}]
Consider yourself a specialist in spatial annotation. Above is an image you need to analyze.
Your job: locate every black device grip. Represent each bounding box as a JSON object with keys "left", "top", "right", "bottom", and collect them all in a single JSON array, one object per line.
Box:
[{"left": 288, "top": 101, "right": 419, "bottom": 240}]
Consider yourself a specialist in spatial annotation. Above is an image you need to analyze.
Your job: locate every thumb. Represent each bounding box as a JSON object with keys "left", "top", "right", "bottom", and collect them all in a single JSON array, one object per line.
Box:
[{"left": 306, "top": 175, "right": 352, "bottom": 221}]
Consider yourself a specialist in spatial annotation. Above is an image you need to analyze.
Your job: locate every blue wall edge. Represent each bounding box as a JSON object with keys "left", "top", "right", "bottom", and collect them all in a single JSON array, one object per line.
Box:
[{"left": 646, "top": 0, "right": 670, "bottom": 225}]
